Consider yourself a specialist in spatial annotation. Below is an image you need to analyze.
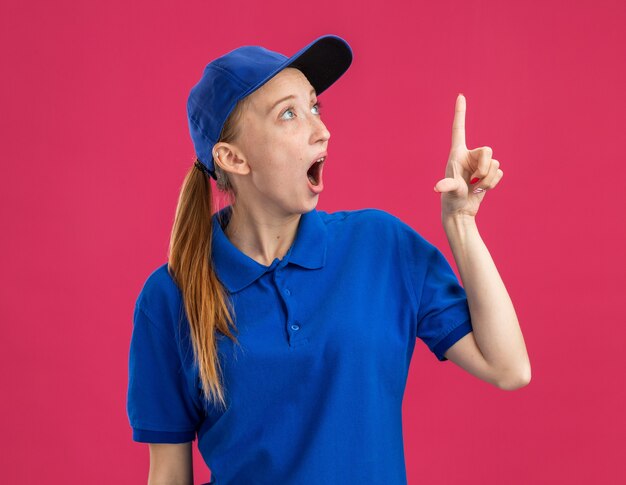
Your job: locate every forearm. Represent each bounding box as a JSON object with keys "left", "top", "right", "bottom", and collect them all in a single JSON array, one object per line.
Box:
[
  {"left": 443, "top": 214, "right": 530, "bottom": 385},
  {"left": 148, "top": 443, "right": 194, "bottom": 485}
]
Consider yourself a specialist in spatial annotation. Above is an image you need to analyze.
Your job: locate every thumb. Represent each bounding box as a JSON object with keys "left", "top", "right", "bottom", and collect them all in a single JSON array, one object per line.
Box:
[{"left": 433, "top": 177, "right": 461, "bottom": 193}]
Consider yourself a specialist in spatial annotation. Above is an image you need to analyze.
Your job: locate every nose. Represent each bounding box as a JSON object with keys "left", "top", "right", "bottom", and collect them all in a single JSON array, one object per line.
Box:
[{"left": 309, "top": 112, "right": 331, "bottom": 144}]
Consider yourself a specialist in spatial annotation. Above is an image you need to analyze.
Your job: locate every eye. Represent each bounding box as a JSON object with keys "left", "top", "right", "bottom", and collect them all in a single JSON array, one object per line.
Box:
[
  {"left": 312, "top": 101, "right": 323, "bottom": 115},
  {"left": 279, "top": 101, "right": 323, "bottom": 120},
  {"left": 280, "top": 106, "right": 295, "bottom": 120},
  {"left": 280, "top": 107, "right": 296, "bottom": 120}
]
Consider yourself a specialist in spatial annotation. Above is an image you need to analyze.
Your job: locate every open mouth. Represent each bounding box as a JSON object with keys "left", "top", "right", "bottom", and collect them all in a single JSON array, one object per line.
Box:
[{"left": 307, "top": 157, "right": 325, "bottom": 186}]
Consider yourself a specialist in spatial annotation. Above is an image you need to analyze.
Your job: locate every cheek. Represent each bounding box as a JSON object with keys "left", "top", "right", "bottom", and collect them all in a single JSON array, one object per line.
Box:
[
  {"left": 251, "top": 128, "right": 305, "bottom": 178},
  {"left": 269, "top": 141, "right": 303, "bottom": 169}
]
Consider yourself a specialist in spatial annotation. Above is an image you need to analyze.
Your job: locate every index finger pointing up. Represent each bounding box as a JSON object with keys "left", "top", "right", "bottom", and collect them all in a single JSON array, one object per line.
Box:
[{"left": 451, "top": 93, "right": 466, "bottom": 148}]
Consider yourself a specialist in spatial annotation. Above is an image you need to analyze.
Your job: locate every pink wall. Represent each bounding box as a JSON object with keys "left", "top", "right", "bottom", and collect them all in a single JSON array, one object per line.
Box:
[{"left": 2, "top": 0, "right": 625, "bottom": 483}]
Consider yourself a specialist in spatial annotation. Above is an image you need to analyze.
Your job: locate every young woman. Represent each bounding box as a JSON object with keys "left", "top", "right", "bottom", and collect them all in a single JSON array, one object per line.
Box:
[{"left": 127, "top": 34, "right": 530, "bottom": 485}]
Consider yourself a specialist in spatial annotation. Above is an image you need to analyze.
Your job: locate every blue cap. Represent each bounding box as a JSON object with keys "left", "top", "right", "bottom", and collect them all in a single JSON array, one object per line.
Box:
[{"left": 186, "top": 34, "right": 353, "bottom": 180}]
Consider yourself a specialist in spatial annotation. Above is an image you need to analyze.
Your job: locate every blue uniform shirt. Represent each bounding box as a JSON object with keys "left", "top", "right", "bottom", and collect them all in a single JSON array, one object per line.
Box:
[{"left": 127, "top": 205, "right": 473, "bottom": 484}]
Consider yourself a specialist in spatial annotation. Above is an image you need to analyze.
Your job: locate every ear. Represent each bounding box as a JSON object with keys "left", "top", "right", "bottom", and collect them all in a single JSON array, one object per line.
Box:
[{"left": 213, "top": 142, "right": 250, "bottom": 176}]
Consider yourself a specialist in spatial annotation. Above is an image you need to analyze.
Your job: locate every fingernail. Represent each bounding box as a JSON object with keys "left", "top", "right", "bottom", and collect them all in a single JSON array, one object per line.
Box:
[{"left": 470, "top": 177, "right": 480, "bottom": 184}]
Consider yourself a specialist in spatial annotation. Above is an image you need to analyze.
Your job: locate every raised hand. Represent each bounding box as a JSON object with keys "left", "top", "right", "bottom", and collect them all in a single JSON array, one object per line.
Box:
[{"left": 433, "top": 94, "right": 504, "bottom": 219}]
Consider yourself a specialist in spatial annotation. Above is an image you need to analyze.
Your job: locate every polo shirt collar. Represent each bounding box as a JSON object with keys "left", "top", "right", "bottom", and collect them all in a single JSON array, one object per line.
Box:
[{"left": 211, "top": 205, "right": 327, "bottom": 293}]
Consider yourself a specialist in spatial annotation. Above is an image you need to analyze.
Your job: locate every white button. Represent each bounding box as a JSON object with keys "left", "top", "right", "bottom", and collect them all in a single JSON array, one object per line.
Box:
[
  {"left": 291, "top": 324, "right": 300, "bottom": 331},
  {"left": 284, "top": 288, "right": 291, "bottom": 296}
]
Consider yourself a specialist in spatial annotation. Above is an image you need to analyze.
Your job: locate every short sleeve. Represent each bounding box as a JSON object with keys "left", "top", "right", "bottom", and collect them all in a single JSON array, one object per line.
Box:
[
  {"left": 417, "top": 246, "right": 473, "bottom": 361},
  {"left": 398, "top": 220, "right": 473, "bottom": 361},
  {"left": 126, "top": 304, "right": 202, "bottom": 443}
]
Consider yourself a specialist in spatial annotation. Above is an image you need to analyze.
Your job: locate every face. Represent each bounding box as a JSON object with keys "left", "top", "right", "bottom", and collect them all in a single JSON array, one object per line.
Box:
[{"left": 218, "top": 67, "right": 331, "bottom": 216}]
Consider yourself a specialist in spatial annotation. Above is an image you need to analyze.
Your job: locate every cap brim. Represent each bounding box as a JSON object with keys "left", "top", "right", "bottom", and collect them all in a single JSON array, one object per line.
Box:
[
  {"left": 285, "top": 34, "right": 353, "bottom": 95},
  {"left": 239, "top": 34, "right": 353, "bottom": 100}
]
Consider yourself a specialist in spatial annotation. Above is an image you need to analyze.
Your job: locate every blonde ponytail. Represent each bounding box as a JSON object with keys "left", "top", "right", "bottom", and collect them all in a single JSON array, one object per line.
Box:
[{"left": 167, "top": 97, "right": 248, "bottom": 411}]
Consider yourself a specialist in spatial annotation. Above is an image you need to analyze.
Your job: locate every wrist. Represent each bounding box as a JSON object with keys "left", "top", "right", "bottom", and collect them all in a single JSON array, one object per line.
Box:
[
  {"left": 442, "top": 213, "right": 478, "bottom": 251},
  {"left": 442, "top": 212, "right": 476, "bottom": 227}
]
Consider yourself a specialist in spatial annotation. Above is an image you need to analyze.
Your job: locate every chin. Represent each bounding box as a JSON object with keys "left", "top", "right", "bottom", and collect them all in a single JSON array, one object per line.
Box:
[
  {"left": 306, "top": 193, "right": 320, "bottom": 208},
  {"left": 294, "top": 196, "right": 319, "bottom": 215}
]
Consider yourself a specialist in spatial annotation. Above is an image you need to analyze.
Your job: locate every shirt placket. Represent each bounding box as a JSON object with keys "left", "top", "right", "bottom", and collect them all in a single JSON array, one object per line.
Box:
[{"left": 269, "top": 257, "right": 308, "bottom": 348}]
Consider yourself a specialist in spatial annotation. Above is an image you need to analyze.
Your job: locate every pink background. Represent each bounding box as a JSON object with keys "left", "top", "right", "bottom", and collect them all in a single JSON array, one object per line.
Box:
[{"left": 2, "top": 0, "right": 625, "bottom": 483}]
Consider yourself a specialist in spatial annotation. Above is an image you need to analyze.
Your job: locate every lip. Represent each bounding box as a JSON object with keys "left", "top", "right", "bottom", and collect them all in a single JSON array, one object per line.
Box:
[{"left": 308, "top": 151, "right": 328, "bottom": 168}]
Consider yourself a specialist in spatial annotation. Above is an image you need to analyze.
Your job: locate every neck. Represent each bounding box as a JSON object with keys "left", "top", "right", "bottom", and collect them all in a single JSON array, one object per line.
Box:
[{"left": 224, "top": 203, "right": 302, "bottom": 267}]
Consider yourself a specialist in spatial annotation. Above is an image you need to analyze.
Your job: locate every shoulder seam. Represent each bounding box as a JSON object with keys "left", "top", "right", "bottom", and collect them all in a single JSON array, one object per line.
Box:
[
  {"left": 135, "top": 304, "right": 180, "bottom": 351},
  {"left": 398, "top": 221, "right": 437, "bottom": 312},
  {"left": 321, "top": 207, "right": 392, "bottom": 225}
]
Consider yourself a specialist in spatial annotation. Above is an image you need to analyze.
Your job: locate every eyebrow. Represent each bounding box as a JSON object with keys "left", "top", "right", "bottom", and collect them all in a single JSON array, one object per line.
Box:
[{"left": 267, "top": 88, "right": 317, "bottom": 114}]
